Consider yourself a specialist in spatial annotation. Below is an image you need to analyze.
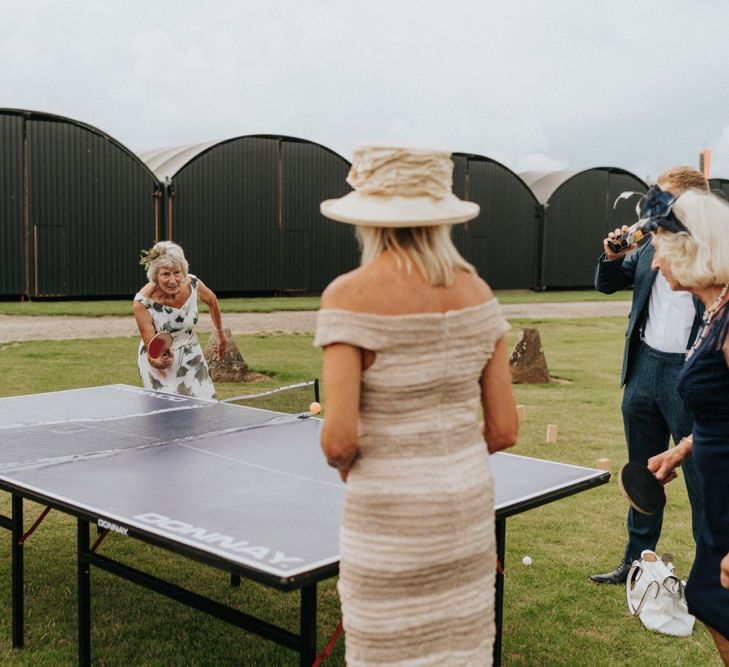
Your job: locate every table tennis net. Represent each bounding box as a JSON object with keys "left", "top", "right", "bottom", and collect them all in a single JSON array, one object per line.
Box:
[
  {"left": 0, "top": 381, "right": 320, "bottom": 473},
  {"left": 221, "top": 380, "right": 319, "bottom": 414}
]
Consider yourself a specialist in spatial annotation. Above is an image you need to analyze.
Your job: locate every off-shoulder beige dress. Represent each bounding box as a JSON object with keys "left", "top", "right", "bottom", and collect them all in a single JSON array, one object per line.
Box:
[{"left": 314, "top": 300, "right": 510, "bottom": 667}]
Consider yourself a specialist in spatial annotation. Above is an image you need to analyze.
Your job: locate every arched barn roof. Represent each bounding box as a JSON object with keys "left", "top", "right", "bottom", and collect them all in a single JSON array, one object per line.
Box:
[
  {"left": 145, "top": 134, "right": 355, "bottom": 293},
  {"left": 519, "top": 170, "right": 579, "bottom": 204},
  {"left": 2, "top": 108, "right": 159, "bottom": 181},
  {"left": 138, "top": 142, "right": 219, "bottom": 181},
  {"left": 0, "top": 108, "right": 160, "bottom": 298},
  {"left": 451, "top": 152, "right": 540, "bottom": 289},
  {"left": 519, "top": 167, "right": 647, "bottom": 288},
  {"left": 138, "top": 134, "right": 348, "bottom": 181}
]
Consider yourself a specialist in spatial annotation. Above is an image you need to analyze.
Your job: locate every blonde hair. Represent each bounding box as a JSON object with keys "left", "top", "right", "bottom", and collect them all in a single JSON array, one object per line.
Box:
[
  {"left": 657, "top": 165, "right": 709, "bottom": 193},
  {"left": 356, "top": 225, "right": 474, "bottom": 287},
  {"left": 141, "top": 241, "right": 189, "bottom": 282},
  {"left": 652, "top": 189, "right": 729, "bottom": 289}
]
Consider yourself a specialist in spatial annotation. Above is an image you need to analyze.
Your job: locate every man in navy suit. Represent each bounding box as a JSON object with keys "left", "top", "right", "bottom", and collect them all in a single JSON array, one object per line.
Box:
[{"left": 590, "top": 166, "right": 707, "bottom": 584}]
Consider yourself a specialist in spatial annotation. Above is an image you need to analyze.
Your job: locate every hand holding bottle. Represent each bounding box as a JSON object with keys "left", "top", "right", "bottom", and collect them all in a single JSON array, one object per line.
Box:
[{"left": 604, "top": 224, "right": 642, "bottom": 260}]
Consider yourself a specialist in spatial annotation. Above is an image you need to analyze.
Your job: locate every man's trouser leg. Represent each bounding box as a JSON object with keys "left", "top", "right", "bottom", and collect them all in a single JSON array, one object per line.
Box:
[{"left": 622, "top": 345, "right": 673, "bottom": 562}]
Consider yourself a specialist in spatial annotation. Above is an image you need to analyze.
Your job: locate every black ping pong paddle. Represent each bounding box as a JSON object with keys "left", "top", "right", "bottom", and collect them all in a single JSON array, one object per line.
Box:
[
  {"left": 147, "top": 331, "right": 173, "bottom": 359},
  {"left": 618, "top": 461, "right": 666, "bottom": 515}
]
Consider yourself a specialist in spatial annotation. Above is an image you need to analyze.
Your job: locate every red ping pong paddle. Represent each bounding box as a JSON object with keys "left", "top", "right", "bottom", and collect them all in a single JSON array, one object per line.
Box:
[
  {"left": 618, "top": 461, "right": 666, "bottom": 515},
  {"left": 147, "top": 331, "right": 173, "bottom": 359}
]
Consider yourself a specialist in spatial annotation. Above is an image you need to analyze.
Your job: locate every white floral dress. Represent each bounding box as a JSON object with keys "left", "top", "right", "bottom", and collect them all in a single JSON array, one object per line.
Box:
[{"left": 134, "top": 274, "right": 217, "bottom": 400}]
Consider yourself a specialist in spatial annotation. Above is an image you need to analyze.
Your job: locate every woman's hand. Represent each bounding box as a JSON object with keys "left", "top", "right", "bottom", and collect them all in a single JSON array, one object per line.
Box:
[
  {"left": 647, "top": 438, "right": 691, "bottom": 483},
  {"left": 148, "top": 351, "right": 174, "bottom": 370},
  {"left": 327, "top": 451, "right": 358, "bottom": 483},
  {"left": 603, "top": 225, "right": 636, "bottom": 260},
  {"left": 197, "top": 280, "right": 226, "bottom": 357},
  {"left": 720, "top": 552, "right": 729, "bottom": 589},
  {"left": 214, "top": 331, "right": 228, "bottom": 360}
]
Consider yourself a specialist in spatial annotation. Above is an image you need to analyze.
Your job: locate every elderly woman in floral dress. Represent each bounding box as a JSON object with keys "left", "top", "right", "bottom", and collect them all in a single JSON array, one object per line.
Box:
[{"left": 133, "top": 241, "right": 227, "bottom": 399}]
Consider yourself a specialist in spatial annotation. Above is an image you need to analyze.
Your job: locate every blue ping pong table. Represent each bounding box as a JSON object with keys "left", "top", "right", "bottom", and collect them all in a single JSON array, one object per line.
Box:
[{"left": 0, "top": 384, "right": 609, "bottom": 666}]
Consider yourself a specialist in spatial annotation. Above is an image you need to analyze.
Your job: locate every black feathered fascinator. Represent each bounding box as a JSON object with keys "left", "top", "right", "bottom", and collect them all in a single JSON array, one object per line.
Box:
[{"left": 613, "top": 185, "right": 690, "bottom": 235}]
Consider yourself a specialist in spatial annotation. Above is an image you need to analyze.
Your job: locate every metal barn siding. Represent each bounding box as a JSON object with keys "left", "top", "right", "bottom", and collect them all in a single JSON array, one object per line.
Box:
[
  {"left": 0, "top": 112, "right": 25, "bottom": 295},
  {"left": 281, "top": 140, "right": 356, "bottom": 291},
  {"left": 523, "top": 169, "right": 646, "bottom": 289},
  {"left": 169, "top": 138, "right": 280, "bottom": 292},
  {"left": 165, "top": 136, "right": 355, "bottom": 293},
  {"left": 21, "top": 112, "right": 159, "bottom": 297},
  {"left": 452, "top": 154, "right": 540, "bottom": 289},
  {"left": 709, "top": 178, "right": 729, "bottom": 200}
]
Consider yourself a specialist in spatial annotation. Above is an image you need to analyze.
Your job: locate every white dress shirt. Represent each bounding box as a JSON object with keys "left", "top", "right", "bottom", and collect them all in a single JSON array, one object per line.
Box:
[{"left": 643, "top": 272, "right": 695, "bottom": 352}]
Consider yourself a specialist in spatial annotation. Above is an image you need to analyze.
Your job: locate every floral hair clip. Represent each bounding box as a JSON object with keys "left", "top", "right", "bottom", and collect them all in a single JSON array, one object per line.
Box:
[
  {"left": 613, "top": 185, "right": 690, "bottom": 235},
  {"left": 139, "top": 245, "right": 167, "bottom": 267}
]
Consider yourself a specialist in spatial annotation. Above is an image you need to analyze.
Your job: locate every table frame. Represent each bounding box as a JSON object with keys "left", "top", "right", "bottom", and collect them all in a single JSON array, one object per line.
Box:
[
  {"left": 2, "top": 463, "right": 608, "bottom": 666},
  {"left": 1, "top": 482, "right": 337, "bottom": 667}
]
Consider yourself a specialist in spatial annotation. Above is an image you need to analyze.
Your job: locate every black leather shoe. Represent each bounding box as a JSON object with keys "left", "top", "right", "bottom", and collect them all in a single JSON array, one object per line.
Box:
[{"left": 589, "top": 559, "right": 632, "bottom": 584}]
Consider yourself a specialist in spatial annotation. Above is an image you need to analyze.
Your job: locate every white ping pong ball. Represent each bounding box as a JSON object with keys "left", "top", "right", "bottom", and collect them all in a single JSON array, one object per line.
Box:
[
  {"left": 309, "top": 402, "right": 321, "bottom": 415},
  {"left": 522, "top": 555, "right": 533, "bottom": 566}
]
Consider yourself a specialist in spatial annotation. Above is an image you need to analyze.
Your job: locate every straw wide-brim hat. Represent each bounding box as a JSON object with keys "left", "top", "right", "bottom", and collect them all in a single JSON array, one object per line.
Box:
[{"left": 320, "top": 145, "right": 479, "bottom": 227}]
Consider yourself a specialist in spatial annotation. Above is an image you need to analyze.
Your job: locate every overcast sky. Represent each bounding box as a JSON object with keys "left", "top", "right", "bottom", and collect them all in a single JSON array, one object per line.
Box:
[{"left": 3, "top": 1, "right": 729, "bottom": 181}]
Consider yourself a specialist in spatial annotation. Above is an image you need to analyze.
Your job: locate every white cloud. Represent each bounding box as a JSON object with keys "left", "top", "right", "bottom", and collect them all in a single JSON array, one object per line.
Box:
[{"left": 2, "top": 0, "right": 729, "bottom": 175}]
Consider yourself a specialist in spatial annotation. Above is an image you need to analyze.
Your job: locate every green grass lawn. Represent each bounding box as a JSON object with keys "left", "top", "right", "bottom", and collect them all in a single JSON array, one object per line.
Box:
[
  {"left": 0, "top": 320, "right": 720, "bottom": 666},
  {"left": 0, "top": 290, "right": 630, "bottom": 317},
  {"left": 0, "top": 296, "right": 323, "bottom": 317}
]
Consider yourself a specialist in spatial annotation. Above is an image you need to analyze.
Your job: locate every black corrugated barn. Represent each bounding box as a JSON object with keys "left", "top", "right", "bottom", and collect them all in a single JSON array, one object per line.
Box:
[
  {"left": 0, "top": 112, "right": 24, "bottom": 296},
  {"left": 709, "top": 177, "right": 729, "bottom": 201},
  {"left": 452, "top": 154, "right": 540, "bottom": 289},
  {"left": 140, "top": 135, "right": 357, "bottom": 294},
  {"left": 0, "top": 109, "right": 161, "bottom": 298},
  {"left": 521, "top": 168, "right": 647, "bottom": 289}
]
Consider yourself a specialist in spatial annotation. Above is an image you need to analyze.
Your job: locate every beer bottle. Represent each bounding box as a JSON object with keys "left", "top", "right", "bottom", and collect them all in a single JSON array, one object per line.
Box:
[{"left": 607, "top": 220, "right": 650, "bottom": 254}]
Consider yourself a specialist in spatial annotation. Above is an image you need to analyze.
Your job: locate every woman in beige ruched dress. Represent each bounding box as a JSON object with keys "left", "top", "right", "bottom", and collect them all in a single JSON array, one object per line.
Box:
[{"left": 315, "top": 145, "right": 519, "bottom": 666}]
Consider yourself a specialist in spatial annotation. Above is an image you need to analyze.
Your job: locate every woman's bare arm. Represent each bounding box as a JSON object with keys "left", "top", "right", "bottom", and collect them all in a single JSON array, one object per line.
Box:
[
  {"left": 320, "top": 343, "right": 362, "bottom": 482},
  {"left": 197, "top": 279, "right": 227, "bottom": 358},
  {"left": 480, "top": 336, "right": 519, "bottom": 453},
  {"left": 133, "top": 299, "right": 172, "bottom": 369}
]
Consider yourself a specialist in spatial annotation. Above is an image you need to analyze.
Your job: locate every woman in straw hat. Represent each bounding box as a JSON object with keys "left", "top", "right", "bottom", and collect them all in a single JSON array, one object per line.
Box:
[{"left": 315, "top": 145, "right": 519, "bottom": 665}]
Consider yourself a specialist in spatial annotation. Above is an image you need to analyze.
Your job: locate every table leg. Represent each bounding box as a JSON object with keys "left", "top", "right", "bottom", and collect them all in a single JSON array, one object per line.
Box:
[
  {"left": 494, "top": 518, "right": 506, "bottom": 667},
  {"left": 300, "top": 584, "right": 317, "bottom": 667},
  {"left": 11, "top": 495, "right": 23, "bottom": 648},
  {"left": 78, "top": 519, "right": 91, "bottom": 667}
]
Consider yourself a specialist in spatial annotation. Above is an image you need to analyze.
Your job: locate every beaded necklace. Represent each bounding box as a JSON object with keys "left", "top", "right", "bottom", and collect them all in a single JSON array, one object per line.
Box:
[{"left": 686, "top": 282, "right": 729, "bottom": 360}]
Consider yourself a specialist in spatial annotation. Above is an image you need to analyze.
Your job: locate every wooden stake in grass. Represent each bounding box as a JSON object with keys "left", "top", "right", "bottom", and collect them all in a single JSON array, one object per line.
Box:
[
  {"left": 546, "top": 424, "right": 558, "bottom": 443},
  {"left": 516, "top": 405, "right": 526, "bottom": 423}
]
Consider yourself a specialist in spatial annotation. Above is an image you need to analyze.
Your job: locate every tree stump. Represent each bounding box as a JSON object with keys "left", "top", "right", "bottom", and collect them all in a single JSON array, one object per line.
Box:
[
  {"left": 204, "top": 328, "right": 261, "bottom": 383},
  {"left": 508, "top": 327, "right": 551, "bottom": 384}
]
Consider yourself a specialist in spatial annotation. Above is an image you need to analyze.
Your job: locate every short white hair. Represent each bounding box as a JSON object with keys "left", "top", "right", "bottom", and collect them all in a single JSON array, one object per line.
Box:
[
  {"left": 143, "top": 241, "right": 189, "bottom": 282},
  {"left": 653, "top": 189, "right": 729, "bottom": 289}
]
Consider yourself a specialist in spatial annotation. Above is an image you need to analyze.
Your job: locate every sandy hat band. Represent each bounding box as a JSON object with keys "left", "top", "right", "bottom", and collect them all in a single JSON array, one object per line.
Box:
[{"left": 320, "top": 145, "right": 479, "bottom": 227}]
